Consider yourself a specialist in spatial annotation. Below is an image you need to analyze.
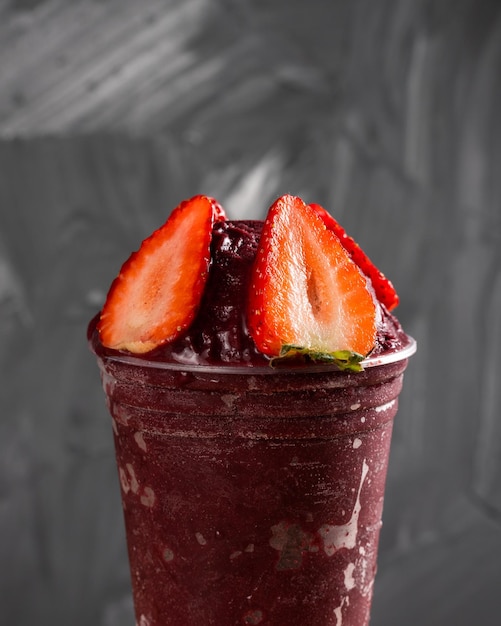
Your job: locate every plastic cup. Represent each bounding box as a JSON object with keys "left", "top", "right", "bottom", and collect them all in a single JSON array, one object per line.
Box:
[{"left": 90, "top": 334, "right": 416, "bottom": 626}]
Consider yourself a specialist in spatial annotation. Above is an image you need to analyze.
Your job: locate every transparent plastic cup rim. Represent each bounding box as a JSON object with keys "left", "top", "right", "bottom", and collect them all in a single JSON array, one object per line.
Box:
[{"left": 101, "top": 336, "right": 417, "bottom": 376}]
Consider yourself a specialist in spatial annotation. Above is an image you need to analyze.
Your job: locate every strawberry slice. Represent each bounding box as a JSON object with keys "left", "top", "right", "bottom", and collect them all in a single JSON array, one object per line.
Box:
[
  {"left": 98, "top": 195, "right": 226, "bottom": 353},
  {"left": 309, "top": 203, "right": 399, "bottom": 311},
  {"left": 247, "top": 195, "right": 377, "bottom": 369}
]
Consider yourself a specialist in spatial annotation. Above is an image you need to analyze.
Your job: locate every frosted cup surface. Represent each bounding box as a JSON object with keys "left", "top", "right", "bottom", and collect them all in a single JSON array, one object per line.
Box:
[{"left": 93, "top": 338, "right": 416, "bottom": 626}]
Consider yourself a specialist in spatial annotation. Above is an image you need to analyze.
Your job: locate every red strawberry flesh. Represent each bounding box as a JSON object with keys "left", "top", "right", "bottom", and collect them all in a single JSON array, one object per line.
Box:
[
  {"left": 309, "top": 203, "right": 399, "bottom": 311},
  {"left": 98, "top": 195, "right": 225, "bottom": 353},
  {"left": 247, "top": 195, "right": 377, "bottom": 359}
]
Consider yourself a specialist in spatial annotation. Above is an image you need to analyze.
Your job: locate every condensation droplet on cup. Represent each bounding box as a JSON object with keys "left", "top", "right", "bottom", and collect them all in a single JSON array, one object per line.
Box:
[
  {"left": 242, "top": 608, "right": 264, "bottom": 624},
  {"left": 134, "top": 431, "right": 147, "bottom": 451},
  {"left": 140, "top": 486, "right": 155, "bottom": 507},
  {"left": 344, "top": 562, "right": 356, "bottom": 590},
  {"left": 196, "top": 532, "right": 207, "bottom": 545},
  {"left": 221, "top": 393, "right": 237, "bottom": 408},
  {"left": 118, "top": 466, "right": 130, "bottom": 494},
  {"left": 318, "top": 460, "right": 369, "bottom": 555},
  {"left": 126, "top": 463, "right": 139, "bottom": 494},
  {"left": 163, "top": 547, "right": 174, "bottom": 562},
  {"left": 334, "top": 596, "right": 348, "bottom": 625}
]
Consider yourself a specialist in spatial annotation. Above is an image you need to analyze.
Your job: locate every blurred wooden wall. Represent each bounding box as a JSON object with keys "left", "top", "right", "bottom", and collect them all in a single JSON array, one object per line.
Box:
[{"left": 1, "top": 1, "right": 500, "bottom": 624}]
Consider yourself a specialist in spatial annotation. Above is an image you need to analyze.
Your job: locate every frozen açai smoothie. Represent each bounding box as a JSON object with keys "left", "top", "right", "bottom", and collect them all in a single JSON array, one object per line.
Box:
[{"left": 89, "top": 194, "right": 415, "bottom": 626}]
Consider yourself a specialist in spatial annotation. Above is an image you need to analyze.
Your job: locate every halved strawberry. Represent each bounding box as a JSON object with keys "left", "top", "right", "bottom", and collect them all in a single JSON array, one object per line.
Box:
[
  {"left": 247, "top": 195, "right": 377, "bottom": 369},
  {"left": 98, "top": 195, "right": 226, "bottom": 353},
  {"left": 309, "top": 203, "right": 399, "bottom": 311}
]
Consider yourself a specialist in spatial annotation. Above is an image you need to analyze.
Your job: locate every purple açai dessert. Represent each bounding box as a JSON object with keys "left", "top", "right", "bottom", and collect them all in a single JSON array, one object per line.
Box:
[{"left": 89, "top": 195, "right": 415, "bottom": 626}]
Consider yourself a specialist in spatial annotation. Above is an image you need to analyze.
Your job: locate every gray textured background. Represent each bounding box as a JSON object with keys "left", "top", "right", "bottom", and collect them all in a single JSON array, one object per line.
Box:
[{"left": 1, "top": 1, "right": 500, "bottom": 624}]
